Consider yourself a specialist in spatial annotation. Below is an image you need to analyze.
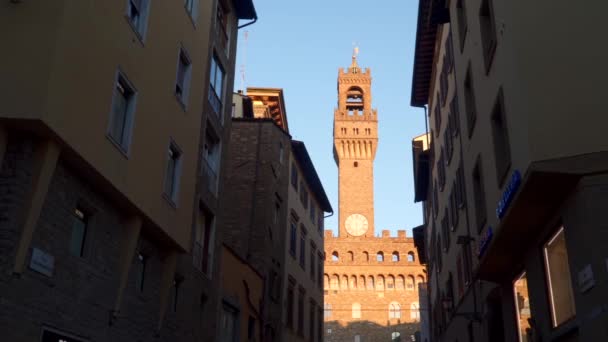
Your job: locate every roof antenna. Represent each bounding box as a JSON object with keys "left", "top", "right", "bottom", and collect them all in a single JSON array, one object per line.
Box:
[{"left": 240, "top": 30, "right": 249, "bottom": 94}]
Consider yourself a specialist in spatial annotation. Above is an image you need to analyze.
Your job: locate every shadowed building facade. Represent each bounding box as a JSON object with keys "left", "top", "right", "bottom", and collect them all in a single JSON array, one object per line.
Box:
[{"left": 324, "top": 55, "right": 425, "bottom": 342}]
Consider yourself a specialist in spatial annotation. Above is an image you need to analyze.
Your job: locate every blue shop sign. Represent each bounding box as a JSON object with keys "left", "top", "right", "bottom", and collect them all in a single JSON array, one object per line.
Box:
[
  {"left": 496, "top": 170, "right": 521, "bottom": 219},
  {"left": 478, "top": 226, "right": 493, "bottom": 258}
]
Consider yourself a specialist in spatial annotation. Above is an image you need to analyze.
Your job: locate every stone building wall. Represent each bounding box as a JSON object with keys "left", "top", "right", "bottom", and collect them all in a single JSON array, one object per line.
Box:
[{"left": 324, "top": 230, "right": 425, "bottom": 342}]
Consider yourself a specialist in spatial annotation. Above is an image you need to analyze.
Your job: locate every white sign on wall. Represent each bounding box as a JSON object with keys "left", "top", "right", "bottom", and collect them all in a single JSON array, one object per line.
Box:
[{"left": 577, "top": 264, "right": 594, "bottom": 293}]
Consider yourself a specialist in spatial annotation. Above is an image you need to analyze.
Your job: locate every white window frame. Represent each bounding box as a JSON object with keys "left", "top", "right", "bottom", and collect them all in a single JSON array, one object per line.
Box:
[
  {"left": 126, "top": 0, "right": 151, "bottom": 41},
  {"left": 184, "top": 0, "right": 199, "bottom": 22},
  {"left": 175, "top": 47, "right": 192, "bottom": 108},
  {"left": 107, "top": 69, "right": 137, "bottom": 155},
  {"left": 163, "top": 140, "right": 183, "bottom": 205}
]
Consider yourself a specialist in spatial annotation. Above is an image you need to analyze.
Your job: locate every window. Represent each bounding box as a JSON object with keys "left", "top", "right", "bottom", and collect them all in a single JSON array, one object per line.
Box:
[
  {"left": 396, "top": 275, "right": 405, "bottom": 290},
  {"left": 392, "top": 251, "right": 399, "bottom": 262},
  {"left": 491, "top": 88, "right": 511, "bottom": 184},
  {"left": 164, "top": 142, "right": 182, "bottom": 204},
  {"left": 175, "top": 48, "right": 192, "bottom": 106},
  {"left": 289, "top": 221, "right": 297, "bottom": 257},
  {"left": 457, "top": 162, "right": 467, "bottom": 208},
  {"left": 442, "top": 209, "right": 450, "bottom": 251},
  {"left": 215, "top": 2, "right": 230, "bottom": 55},
  {"left": 433, "top": 95, "right": 442, "bottom": 135},
  {"left": 367, "top": 276, "right": 375, "bottom": 290},
  {"left": 184, "top": 0, "right": 198, "bottom": 20},
  {"left": 376, "top": 251, "right": 384, "bottom": 262},
  {"left": 514, "top": 272, "right": 532, "bottom": 341},
  {"left": 209, "top": 55, "right": 225, "bottom": 117},
  {"left": 348, "top": 251, "right": 354, "bottom": 262},
  {"left": 287, "top": 281, "right": 295, "bottom": 328},
  {"left": 376, "top": 275, "right": 385, "bottom": 291},
  {"left": 299, "top": 181, "right": 309, "bottom": 209},
  {"left": 193, "top": 211, "right": 215, "bottom": 276},
  {"left": 464, "top": 64, "right": 477, "bottom": 137},
  {"left": 279, "top": 142, "right": 284, "bottom": 164},
  {"left": 202, "top": 127, "right": 221, "bottom": 194},
  {"left": 310, "top": 204, "right": 316, "bottom": 223},
  {"left": 310, "top": 246, "right": 316, "bottom": 281},
  {"left": 173, "top": 276, "right": 183, "bottom": 312},
  {"left": 438, "top": 150, "right": 446, "bottom": 191},
  {"left": 219, "top": 303, "right": 238, "bottom": 342},
  {"left": 299, "top": 230, "right": 306, "bottom": 269},
  {"left": 331, "top": 251, "right": 339, "bottom": 262},
  {"left": 450, "top": 95, "right": 460, "bottom": 137},
  {"left": 297, "top": 288, "right": 305, "bottom": 335},
  {"left": 389, "top": 302, "right": 401, "bottom": 319},
  {"left": 479, "top": 0, "right": 497, "bottom": 72},
  {"left": 324, "top": 303, "right": 332, "bottom": 318},
  {"left": 363, "top": 251, "right": 369, "bottom": 261},
  {"left": 352, "top": 303, "right": 361, "bottom": 319},
  {"left": 126, "top": 0, "right": 150, "bottom": 39},
  {"left": 472, "top": 157, "right": 487, "bottom": 232},
  {"left": 318, "top": 214, "right": 324, "bottom": 233},
  {"left": 108, "top": 71, "right": 136, "bottom": 152},
  {"left": 69, "top": 207, "right": 88, "bottom": 257},
  {"left": 406, "top": 275, "right": 415, "bottom": 291},
  {"left": 543, "top": 227, "right": 576, "bottom": 327},
  {"left": 309, "top": 301, "right": 316, "bottom": 341},
  {"left": 386, "top": 275, "right": 395, "bottom": 289},
  {"left": 350, "top": 275, "right": 358, "bottom": 289},
  {"left": 136, "top": 253, "right": 146, "bottom": 292},
  {"left": 456, "top": 0, "right": 468, "bottom": 51},
  {"left": 291, "top": 162, "right": 299, "bottom": 189},
  {"left": 411, "top": 302, "right": 420, "bottom": 321},
  {"left": 407, "top": 252, "right": 415, "bottom": 262}
]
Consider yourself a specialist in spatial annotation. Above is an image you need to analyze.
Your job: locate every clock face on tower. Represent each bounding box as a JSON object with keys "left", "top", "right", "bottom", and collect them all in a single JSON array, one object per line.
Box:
[{"left": 345, "top": 214, "right": 369, "bottom": 236}]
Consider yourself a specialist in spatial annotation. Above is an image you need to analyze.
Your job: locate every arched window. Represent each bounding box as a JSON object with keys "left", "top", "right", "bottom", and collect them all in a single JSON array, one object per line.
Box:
[
  {"left": 406, "top": 275, "right": 415, "bottom": 290},
  {"left": 324, "top": 303, "right": 332, "bottom": 318},
  {"left": 346, "top": 86, "right": 364, "bottom": 115},
  {"left": 359, "top": 275, "right": 366, "bottom": 290},
  {"left": 350, "top": 275, "right": 357, "bottom": 289},
  {"left": 392, "top": 251, "right": 400, "bottom": 262},
  {"left": 324, "top": 274, "right": 330, "bottom": 289},
  {"left": 367, "top": 275, "right": 375, "bottom": 290},
  {"left": 376, "top": 251, "right": 384, "bottom": 262},
  {"left": 410, "top": 302, "right": 420, "bottom": 321},
  {"left": 417, "top": 275, "right": 425, "bottom": 286},
  {"left": 363, "top": 251, "right": 369, "bottom": 262},
  {"left": 396, "top": 275, "right": 405, "bottom": 290},
  {"left": 332, "top": 251, "right": 339, "bottom": 262},
  {"left": 352, "top": 302, "right": 361, "bottom": 319},
  {"left": 389, "top": 302, "right": 401, "bottom": 319},
  {"left": 386, "top": 275, "right": 395, "bottom": 290},
  {"left": 407, "top": 251, "right": 415, "bottom": 262},
  {"left": 348, "top": 251, "right": 354, "bottom": 261},
  {"left": 330, "top": 274, "right": 339, "bottom": 289},
  {"left": 341, "top": 275, "right": 349, "bottom": 290},
  {"left": 376, "top": 275, "right": 385, "bottom": 291}
]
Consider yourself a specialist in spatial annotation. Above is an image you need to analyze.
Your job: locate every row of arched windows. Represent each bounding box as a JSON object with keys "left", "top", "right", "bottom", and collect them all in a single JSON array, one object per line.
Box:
[
  {"left": 324, "top": 274, "right": 425, "bottom": 291},
  {"left": 323, "top": 302, "right": 421, "bottom": 321},
  {"left": 330, "top": 251, "right": 416, "bottom": 263}
]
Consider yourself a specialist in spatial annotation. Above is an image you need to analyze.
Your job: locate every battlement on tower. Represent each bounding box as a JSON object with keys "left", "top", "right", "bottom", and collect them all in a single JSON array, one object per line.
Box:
[
  {"left": 324, "top": 229, "right": 413, "bottom": 241},
  {"left": 339, "top": 67, "right": 371, "bottom": 76},
  {"left": 334, "top": 109, "right": 378, "bottom": 120}
]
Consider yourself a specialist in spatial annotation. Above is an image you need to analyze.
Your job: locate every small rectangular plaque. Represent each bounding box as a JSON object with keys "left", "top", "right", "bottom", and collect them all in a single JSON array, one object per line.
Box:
[
  {"left": 29, "top": 247, "right": 54, "bottom": 277},
  {"left": 578, "top": 264, "right": 594, "bottom": 293}
]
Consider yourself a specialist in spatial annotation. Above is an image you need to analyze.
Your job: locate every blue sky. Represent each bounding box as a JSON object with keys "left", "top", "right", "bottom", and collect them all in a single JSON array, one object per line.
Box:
[{"left": 234, "top": 0, "right": 427, "bottom": 237}]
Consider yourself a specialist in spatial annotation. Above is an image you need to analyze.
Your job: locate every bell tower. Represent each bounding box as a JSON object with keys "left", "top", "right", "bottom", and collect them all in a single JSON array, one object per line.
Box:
[{"left": 333, "top": 51, "right": 378, "bottom": 238}]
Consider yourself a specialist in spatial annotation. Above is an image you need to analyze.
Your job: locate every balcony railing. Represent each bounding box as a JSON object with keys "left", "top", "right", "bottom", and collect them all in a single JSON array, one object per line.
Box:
[
  {"left": 208, "top": 87, "right": 223, "bottom": 125},
  {"left": 201, "top": 157, "right": 218, "bottom": 195}
]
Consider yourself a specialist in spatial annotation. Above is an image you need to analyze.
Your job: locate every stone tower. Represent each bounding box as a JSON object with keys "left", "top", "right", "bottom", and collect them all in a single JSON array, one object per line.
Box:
[{"left": 333, "top": 52, "right": 378, "bottom": 238}]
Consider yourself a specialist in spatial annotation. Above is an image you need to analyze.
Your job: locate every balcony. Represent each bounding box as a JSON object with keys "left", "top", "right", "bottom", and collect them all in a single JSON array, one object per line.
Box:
[
  {"left": 201, "top": 157, "right": 218, "bottom": 195},
  {"left": 208, "top": 87, "right": 223, "bottom": 125}
]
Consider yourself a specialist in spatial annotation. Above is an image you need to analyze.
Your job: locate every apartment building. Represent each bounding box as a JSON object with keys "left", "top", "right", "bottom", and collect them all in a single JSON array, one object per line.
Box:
[
  {"left": 225, "top": 89, "right": 332, "bottom": 342},
  {"left": 411, "top": 0, "right": 608, "bottom": 341},
  {"left": 0, "top": 0, "right": 255, "bottom": 341},
  {"left": 283, "top": 140, "right": 332, "bottom": 342}
]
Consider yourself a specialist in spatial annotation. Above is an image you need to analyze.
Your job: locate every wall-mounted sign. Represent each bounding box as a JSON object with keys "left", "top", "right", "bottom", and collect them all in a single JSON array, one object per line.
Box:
[
  {"left": 578, "top": 264, "right": 595, "bottom": 293},
  {"left": 478, "top": 226, "right": 493, "bottom": 258},
  {"left": 29, "top": 247, "right": 54, "bottom": 277},
  {"left": 496, "top": 170, "right": 522, "bottom": 219}
]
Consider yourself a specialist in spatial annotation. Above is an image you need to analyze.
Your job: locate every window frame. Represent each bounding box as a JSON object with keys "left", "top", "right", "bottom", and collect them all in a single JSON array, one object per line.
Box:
[
  {"left": 126, "top": 0, "right": 151, "bottom": 41},
  {"left": 163, "top": 140, "right": 183, "bottom": 205},
  {"left": 543, "top": 226, "right": 576, "bottom": 328},
  {"left": 69, "top": 207, "right": 89, "bottom": 257},
  {"left": 175, "top": 47, "right": 193, "bottom": 108},
  {"left": 107, "top": 70, "right": 137, "bottom": 155}
]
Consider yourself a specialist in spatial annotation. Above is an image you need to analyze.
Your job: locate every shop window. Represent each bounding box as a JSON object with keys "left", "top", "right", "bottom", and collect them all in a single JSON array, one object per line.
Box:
[{"left": 543, "top": 227, "right": 576, "bottom": 327}]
